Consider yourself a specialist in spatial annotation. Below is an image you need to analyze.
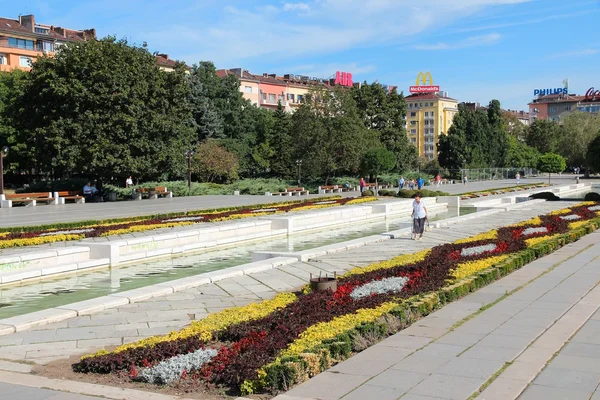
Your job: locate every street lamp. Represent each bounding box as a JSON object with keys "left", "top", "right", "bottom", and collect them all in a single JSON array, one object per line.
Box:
[
  {"left": 296, "top": 160, "right": 302, "bottom": 187},
  {"left": 185, "top": 150, "right": 194, "bottom": 194},
  {"left": 0, "top": 146, "right": 8, "bottom": 195}
]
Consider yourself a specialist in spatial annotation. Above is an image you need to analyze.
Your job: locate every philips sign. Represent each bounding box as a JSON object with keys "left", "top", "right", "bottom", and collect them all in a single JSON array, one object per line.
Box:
[{"left": 533, "top": 88, "right": 568, "bottom": 97}]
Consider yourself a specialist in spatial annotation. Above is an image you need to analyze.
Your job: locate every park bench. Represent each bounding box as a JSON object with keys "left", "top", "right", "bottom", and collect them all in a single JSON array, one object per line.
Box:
[
  {"left": 0, "top": 192, "right": 57, "bottom": 208},
  {"left": 54, "top": 191, "right": 85, "bottom": 204},
  {"left": 134, "top": 186, "right": 173, "bottom": 200},
  {"left": 318, "top": 185, "right": 342, "bottom": 194},
  {"left": 363, "top": 183, "right": 378, "bottom": 191},
  {"left": 286, "top": 187, "right": 309, "bottom": 196}
]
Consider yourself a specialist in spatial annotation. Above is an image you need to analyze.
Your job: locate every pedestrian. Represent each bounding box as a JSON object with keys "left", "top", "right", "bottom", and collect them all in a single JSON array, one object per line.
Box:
[
  {"left": 360, "top": 177, "right": 366, "bottom": 193},
  {"left": 515, "top": 172, "right": 521, "bottom": 185},
  {"left": 126, "top": 176, "right": 133, "bottom": 188},
  {"left": 463, "top": 175, "right": 468, "bottom": 185},
  {"left": 398, "top": 176, "right": 405, "bottom": 190},
  {"left": 409, "top": 179, "right": 415, "bottom": 190},
  {"left": 435, "top": 174, "right": 441, "bottom": 188},
  {"left": 411, "top": 192, "right": 428, "bottom": 240},
  {"left": 417, "top": 176, "right": 424, "bottom": 190}
]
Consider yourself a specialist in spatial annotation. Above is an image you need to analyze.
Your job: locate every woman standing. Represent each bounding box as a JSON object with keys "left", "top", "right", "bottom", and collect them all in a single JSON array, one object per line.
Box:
[{"left": 411, "top": 193, "right": 428, "bottom": 240}]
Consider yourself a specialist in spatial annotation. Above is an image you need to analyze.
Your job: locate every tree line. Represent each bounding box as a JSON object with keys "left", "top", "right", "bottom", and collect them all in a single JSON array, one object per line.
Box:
[{"left": 0, "top": 37, "right": 418, "bottom": 186}]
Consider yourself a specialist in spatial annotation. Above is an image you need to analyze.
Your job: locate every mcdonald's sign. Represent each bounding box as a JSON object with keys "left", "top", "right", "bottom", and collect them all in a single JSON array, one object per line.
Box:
[{"left": 409, "top": 72, "right": 440, "bottom": 93}]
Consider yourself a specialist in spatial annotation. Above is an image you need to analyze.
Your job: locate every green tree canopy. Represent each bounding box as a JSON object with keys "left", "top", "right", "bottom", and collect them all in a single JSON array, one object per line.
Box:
[
  {"left": 192, "top": 140, "right": 239, "bottom": 183},
  {"left": 558, "top": 112, "right": 600, "bottom": 166},
  {"left": 359, "top": 147, "right": 396, "bottom": 179},
  {"left": 526, "top": 119, "right": 561, "bottom": 154},
  {"left": 586, "top": 135, "right": 600, "bottom": 173},
  {"left": 14, "top": 37, "right": 195, "bottom": 182},
  {"left": 505, "top": 136, "right": 540, "bottom": 168},
  {"left": 538, "top": 152, "right": 566, "bottom": 183}
]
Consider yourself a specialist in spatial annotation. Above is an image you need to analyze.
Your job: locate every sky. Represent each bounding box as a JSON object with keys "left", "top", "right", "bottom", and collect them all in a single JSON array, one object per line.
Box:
[{"left": 5, "top": 0, "right": 600, "bottom": 110}]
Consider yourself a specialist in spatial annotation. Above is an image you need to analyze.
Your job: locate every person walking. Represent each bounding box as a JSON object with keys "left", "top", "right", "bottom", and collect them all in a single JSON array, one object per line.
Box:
[
  {"left": 398, "top": 176, "right": 405, "bottom": 190},
  {"left": 435, "top": 174, "right": 441, "bottom": 188},
  {"left": 409, "top": 179, "right": 415, "bottom": 190},
  {"left": 463, "top": 175, "right": 468, "bottom": 185},
  {"left": 360, "top": 177, "right": 366, "bottom": 193},
  {"left": 411, "top": 193, "right": 428, "bottom": 240},
  {"left": 125, "top": 176, "right": 133, "bottom": 188},
  {"left": 515, "top": 172, "right": 521, "bottom": 185},
  {"left": 417, "top": 176, "right": 424, "bottom": 190}
]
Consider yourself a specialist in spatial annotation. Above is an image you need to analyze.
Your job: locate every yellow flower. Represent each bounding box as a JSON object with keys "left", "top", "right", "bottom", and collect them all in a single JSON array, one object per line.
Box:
[
  {"left": 549, "top": 209, "right": 571, "bottom": 216},
  {"left": 345, "top": 197, "right": 377, "bottom": 205},
  {"left": 455, "top": 230, "right": 498, "bottom": 244},
  {"left": 100, "top": 222, "right": 195, "bottom": 237},
  {"left": 569, "top": 220, "right": 591, "bottom": 230},
  {"left": 450, "top": 255, "right": 509, "bottom": 280},
  {"left": 525, "top": 234, "right": 560, "bottom": 247},
  {"left": 510, "top": 217, "right": 543, "bottom": 227},
  {"left": 341, "top": 250, "right": 430, "bottom": 278},
  {"left": 280, "top": 302, "right": 398, "bottom": 357},
  {"left": 81, "top": 292, "right": 297, "bottom": 359},
  {"left": 0, "top": 234, "right": 84, "bottom": 249}
]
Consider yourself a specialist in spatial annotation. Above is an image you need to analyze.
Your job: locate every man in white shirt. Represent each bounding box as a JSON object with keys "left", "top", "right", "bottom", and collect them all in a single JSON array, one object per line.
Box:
[{"left": 411, "top": 193, "right": 428, "bottom": 240}]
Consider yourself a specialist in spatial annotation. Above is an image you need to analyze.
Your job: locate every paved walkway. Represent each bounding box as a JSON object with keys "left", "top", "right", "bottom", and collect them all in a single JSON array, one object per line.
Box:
[{"left": 0, "top": 179, "right": 551, "bottom": 227}]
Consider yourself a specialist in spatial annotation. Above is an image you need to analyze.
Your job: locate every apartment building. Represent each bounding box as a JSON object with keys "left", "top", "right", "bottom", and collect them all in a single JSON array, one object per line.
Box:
[
  {"left": 0, "top": 14, "right": 95, "bottom": 71},
  {"left": 528, "top": 91, "right": 600, "bottom": 123},
  {"left": 405, "top": 92, "right": 458, "bottom": 160}
]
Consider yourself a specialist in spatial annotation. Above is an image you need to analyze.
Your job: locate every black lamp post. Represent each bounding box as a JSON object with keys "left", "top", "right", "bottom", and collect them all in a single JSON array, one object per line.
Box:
[
  {"left": 296, "top": 160, "right": 302, "bottom": 186},
  {"left": 185, "top": 150, "right": 194, "bottom": 194},
  {"left": 0, "top": 146, "right": 8, "bottom": 195}
]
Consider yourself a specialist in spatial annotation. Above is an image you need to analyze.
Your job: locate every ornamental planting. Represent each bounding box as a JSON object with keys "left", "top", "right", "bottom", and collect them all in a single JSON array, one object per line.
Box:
[{"left": 73, "top": 202, "right": 600, "bottom": 396}]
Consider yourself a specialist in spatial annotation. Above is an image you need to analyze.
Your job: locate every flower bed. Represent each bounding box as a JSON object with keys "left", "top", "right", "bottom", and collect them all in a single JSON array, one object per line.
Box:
[
  {"left": 73, "top": 202, "right": 600, "bottom": 396},
  {"left": 460, "top": 183, "right": 548, "bottom": 200},
  {"left": 0, "top": 197, "right": 376, "bottom": 249}
]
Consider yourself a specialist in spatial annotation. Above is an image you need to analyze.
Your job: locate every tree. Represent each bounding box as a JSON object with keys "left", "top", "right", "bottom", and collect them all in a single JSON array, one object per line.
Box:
[
  {"left": 505, "top": 136, "right": 540, "bottom": 168},
  {"left": 587, "top": 135, "right": 600, "bottom": 173},
  {"left": 14, "top": 37, "right": 195, "bottom": 183},
  {"left": 269, "top": 102, "right": 293, "bottom": 178},
  {"left": 192, "top": 140, "right": 239, "bottom": 183},
  {"left": 526, "top": 120, "right": 561, "bottom": 154},
  {"left": 0, "top": 70, "right": 28, "bottom": 173},
  {"left": 502, "top": 111, "right": 528, "bottom": 141},
  {"left": 537, "top": 153, "right": 566, "bottom": 184},
  {"left": 351, "top": 83, "right": 416, "bottom": 171},
  {"left": 558, "top": 112, "right": 600, "bottom": 166},
  {"left": 359, "top": 147, "right": 396, "bottom": 181}
]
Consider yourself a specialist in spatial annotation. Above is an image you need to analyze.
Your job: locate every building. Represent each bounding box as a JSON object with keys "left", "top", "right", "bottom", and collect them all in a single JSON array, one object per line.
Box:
[
  {"left": 405, "top": 92, "right": 458, "bottom": 160},
  {"left": 155, "top": 53, "right": 191, "bottom": 73},
  {"left": 0, "top": 14, "right": 95, "bottom": 72},
  {"left": 528, "top": 89, "right": 600, "bottom": 124},
  {"left": 216, "top": 68, "right": 260, "bottom": 106},
  {"left": 504, "top": 109, "right": 530, "bottom": 126}
]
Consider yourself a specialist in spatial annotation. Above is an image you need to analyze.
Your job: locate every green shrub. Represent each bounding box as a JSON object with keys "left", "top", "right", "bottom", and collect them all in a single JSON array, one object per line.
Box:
[
  {"left": 362, "top": 189, "right": 374, "bottom": 197},
  {"left": 584, "top": 192, "right": 600, "bottom": 201},
  {"left": 378, "top": 189, "right": 396, "bottom": 196},
  {"left": 396, "top": 189, "right": 449, "bottom": 198}
]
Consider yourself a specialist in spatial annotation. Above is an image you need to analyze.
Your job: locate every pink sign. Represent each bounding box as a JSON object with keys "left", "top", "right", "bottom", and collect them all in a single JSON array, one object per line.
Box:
[{"left": 335, "top": 71, "right": 353, "bottom": 87}]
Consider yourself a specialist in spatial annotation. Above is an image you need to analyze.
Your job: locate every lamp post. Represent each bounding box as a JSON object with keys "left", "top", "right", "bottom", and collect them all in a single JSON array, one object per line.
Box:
[
  {"left": 296, "top": 160, "right": 302, "bottom": 187},
  {"left": 0, "top": 146, "right": 8, "bottom": 195},
  {"left": 185, "top": 150, "right": 194, "bottom": 194}
]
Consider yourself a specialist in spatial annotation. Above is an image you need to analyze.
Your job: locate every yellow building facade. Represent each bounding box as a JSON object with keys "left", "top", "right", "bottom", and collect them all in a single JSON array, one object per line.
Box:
[{"left": 405, "top": 93, "right": 458, "bottom": 160}]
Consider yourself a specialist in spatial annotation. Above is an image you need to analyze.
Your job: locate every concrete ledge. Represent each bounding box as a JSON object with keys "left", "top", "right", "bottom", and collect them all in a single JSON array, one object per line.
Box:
[
  {"left": 108, "top": 286, "right": 174, "bottom": 303},
  {"left": 56, "top": 296, "right": 130, "bottom": 315},
  {"left": 0, "top": 309, "right": 77, "bottom": 332}
]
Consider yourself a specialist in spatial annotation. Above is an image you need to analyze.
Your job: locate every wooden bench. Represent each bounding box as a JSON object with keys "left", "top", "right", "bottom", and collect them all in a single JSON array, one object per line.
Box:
[
  {"left": 267, "top": 187, "right": 310, "bottom": 196},
  {"left": 318, "top": 185, "right": 342, "bottom": 194},
  {"left": 0, "top": 192, "right": 57, "bottom": 208},
  {"left": 55, "top": 191, "right": 85, "bottom": 204},
  {"left": 134, "top": 186, "right": 173, "bottom": 200}
]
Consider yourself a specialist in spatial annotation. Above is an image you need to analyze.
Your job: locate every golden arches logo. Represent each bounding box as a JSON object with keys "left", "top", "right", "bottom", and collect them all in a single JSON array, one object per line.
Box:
[
  {"left": 416, "top": 72, "right": 433, "bottom": 86},
  {"left": 409, "top": 72, "right": 439, "bottom": 93}
]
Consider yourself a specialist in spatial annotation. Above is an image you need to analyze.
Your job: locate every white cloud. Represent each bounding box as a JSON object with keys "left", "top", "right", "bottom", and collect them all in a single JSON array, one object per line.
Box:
[
  {"left": 414, "top": 33, "right": 502, "bottom": 50},
  {"left": 142, "top": 0, "right": 532, "bottom": 66},
  {"left": 546, "top": 49, "right": 600, "bottom": 60},
  {"left": 283, "top": 2, "right": 311, "bottom": 12}
]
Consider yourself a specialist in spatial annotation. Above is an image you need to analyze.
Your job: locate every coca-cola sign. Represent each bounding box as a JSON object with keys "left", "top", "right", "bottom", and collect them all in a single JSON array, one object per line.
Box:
[{"left": 585, "top": 87, "right": 600, "bottom": 101}]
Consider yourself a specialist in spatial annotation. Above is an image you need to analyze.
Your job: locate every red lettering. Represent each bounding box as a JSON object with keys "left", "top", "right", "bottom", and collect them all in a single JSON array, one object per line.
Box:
[
  {"left": 585, "top": 87, "right": 600, "bottom": 100},
  {"left": 334, "top": 71, "right": 354, "bottom": 87},
  {"left": 335, "top": 71, "right": 342, "bottom": 86}
]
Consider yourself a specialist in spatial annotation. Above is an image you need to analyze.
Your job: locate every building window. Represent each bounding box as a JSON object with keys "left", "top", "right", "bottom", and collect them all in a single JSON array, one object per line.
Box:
[
  {"left": 268, "top": 94, "right": 276, "bottom": 103},
  {"left": 564, "top": 105, "right": 571, "bottom": 111},
  {"left": 424, "top": 111, "right": 429, "bottom": 117},
  {"left": 430, "top": 102, "right": 434, "bottom": 107},
  {"left": 0, "top": 54, "right": 6, "bottom": 65},
  {"left": 245, "top": 86, "right": 252, "bottom": 93},
  {"left": 278, "top": 94, "right": 285, "bottom": 103},
  {"left": 287, "top": 93, "right": 295, "bottom": 102},
  {"left": 410, "top": 112, "right": 416, "bottom": 117},
  {"left": 8, "top": 37, "right": 35, "bottom": 50},
  {"left": 408, "top": 103, "right": 413, "bottom": 108},
  {"left": 34, "top": 26, "right": 49, "bottom": 34},
  {"left": 297, "top": 94, "right": 304, "bottom": 103},
  {"left": 19, "top": 56, "right": 32, "bottom": 67},
  {"left": 261, "top": 92, "right": 266, "bottom": 101},
  {"left": 410, "top": 129, "right": 416, "bottom": 134},
  {"left": 410, "top": 138, "right": 416, "bottom": 143},
  {"left": 419, "top": 103, "right": 423, "bottom": 107},
  {"left": 36, "top": 41, "right": 54, "bottom": 52},
  {"left": 550, "top": 106, "right": 557, "bottom": 112}
]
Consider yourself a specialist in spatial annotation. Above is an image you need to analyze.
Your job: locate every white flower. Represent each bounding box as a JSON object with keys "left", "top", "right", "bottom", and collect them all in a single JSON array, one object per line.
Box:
[
  {"left": 560, "top": 214, "right": 581, "bottom": 221},
  {"left": 139, "top": 348, "right": 218, "bottom": 385},
  {"left": 40, "top": 229, "right": 95, "bottom": 237},
  {"left": 588, "top": 205, "right": 600, "bottom": 211},
  {"left": 162, "top": 216, "right": 204, "bottom": 223},
  {"left": 522, "top": 227, "right": 548, "bottom": 236},
  {"left": 460, "top": 243, "right": 497, "bottom": 257},
  {"left": 251, "top": 208, "right": 278, "bottom": 213},
  {"left": 314, "top": 201, "right": 336, "bottom": 205},
  {"left": 350, "top": 276, "right": 409, "bottom": 300}
]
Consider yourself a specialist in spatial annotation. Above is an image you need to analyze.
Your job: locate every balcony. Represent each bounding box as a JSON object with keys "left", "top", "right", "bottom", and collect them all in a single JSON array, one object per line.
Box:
[{"left": 260, "top": 98, "right": 287, "bottom": 106}]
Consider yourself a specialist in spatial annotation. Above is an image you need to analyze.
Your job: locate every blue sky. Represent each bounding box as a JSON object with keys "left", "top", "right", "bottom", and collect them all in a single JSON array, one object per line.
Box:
[{"left": 6, "top": 0, "right": 600, "bottom": 110}]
